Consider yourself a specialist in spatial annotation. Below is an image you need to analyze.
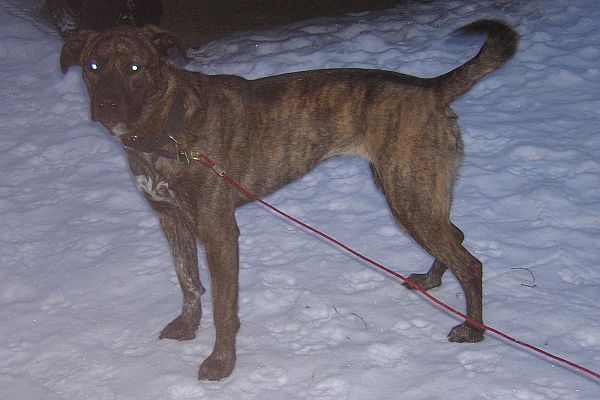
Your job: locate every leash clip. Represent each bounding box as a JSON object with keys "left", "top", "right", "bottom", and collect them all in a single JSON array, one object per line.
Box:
[
  {"left": 168, "top": 134, "right": 225, "bottom": 176},
  {"left": 177, "top": 150, "right": 191, "bottom": 164},
  {"left": 168, "top": 134, "right": 191, "bottom": 164},
  {"left": 188, "top": 151, "right": 226, "bottom": 177}
]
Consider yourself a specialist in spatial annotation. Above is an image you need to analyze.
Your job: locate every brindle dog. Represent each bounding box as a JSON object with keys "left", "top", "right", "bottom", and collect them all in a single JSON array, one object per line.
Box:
[{"left": 60, "top": 21, "right": 517, "bottom": 380}]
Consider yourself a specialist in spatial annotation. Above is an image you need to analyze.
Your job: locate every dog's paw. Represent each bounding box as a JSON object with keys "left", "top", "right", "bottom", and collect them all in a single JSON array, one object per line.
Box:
[
  {"left": 448, "top": 322, "right": 485, "bottom": 343},
  {"left": 159, "top": 315, "right": 197, "bottom": 341},
  {"left": 402, "top": 272, "right": 443, "bottom": 291},
  {"left": 198, "top": 351, "right": 236, "bottom": 381}
]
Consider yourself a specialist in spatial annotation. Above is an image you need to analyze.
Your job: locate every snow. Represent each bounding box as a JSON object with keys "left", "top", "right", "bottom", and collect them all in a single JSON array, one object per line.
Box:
[{"left": 1, "top": 0, "right": 599, "bottom": 398}]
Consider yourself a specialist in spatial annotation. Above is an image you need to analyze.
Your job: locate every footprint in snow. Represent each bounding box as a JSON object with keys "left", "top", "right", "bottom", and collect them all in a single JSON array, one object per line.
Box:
[
  {"left": 367, "top": 342, "right": 406, "bottom": 367},
  {"left": 310, "top": 376, "right": 350, "bottom": 400},
  {"left": 336, "top": 270, "right": 386, "bottom": 294},
  {"left": 456, "top": 350, "right": 499, "bottom": 375},
  {"left": 248, "top": 364, "right": 289, "bottom": 389}
]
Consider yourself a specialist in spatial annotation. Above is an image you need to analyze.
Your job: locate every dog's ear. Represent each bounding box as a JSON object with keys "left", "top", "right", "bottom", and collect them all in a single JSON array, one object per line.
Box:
[
  {"left": 143, "top": 26, "right": 187, "bottom": 61},
  {"left": 60, "top": 30, "right": 98, "bottom": 74}
]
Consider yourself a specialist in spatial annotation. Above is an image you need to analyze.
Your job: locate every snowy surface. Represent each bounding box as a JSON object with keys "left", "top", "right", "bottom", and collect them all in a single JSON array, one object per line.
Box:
[{"left": 1, "top": 0, "right": 599, "bottom": 399}]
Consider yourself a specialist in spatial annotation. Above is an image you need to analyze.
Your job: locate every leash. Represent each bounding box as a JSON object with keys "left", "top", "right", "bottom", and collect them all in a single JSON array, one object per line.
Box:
[{"left": 167, "top": 141, "right": 599, "bottom": 382}]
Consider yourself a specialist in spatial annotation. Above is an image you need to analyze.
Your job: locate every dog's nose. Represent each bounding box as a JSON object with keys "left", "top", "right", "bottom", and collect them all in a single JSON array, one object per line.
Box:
[
  {"left": 92, "top": 95, "right": 125, "bottom": 124},
  {"left": 99, "top": 99, "right": 119, "bottom": 112}
]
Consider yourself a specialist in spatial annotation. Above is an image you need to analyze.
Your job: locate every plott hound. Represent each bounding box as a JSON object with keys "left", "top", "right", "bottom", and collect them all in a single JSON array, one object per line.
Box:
[{"left": 60, "top": 20, "right": 517, "bottom": 380}]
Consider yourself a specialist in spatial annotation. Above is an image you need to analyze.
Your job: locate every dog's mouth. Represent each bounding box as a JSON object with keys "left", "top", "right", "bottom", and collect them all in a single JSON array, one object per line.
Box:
[
  {"left": 121, "top": 135, "right": 147, "bottom": 150},
  {"left": 103, "top": 121, "right": 170, "bottom": 154},
  {"left": 104, "top": 124, "right": 150, "bottom": 151},
  {"left": 92, "top": 110, "right": 117, "bottom": 124},
  {"left": 103, "top": 122, "right": 128, "bottom": 138}
]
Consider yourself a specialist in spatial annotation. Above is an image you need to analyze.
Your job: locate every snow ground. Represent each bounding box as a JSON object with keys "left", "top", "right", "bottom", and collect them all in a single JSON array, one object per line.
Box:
[{"left": 0, "top": 0, "right": 599, "bottom": 399}]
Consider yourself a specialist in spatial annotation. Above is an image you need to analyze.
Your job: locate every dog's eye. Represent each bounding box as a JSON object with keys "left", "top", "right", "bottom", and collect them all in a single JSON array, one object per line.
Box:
[
  {"left": 128, "top": 63, "right": 141, "bottom": 72},
  {"left": 87, "top": 61, "right": 100, "bottom": 71}
]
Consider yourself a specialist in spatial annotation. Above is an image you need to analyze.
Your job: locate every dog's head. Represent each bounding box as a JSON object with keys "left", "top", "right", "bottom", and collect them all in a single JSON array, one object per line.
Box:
[{"left": 60, "top": 26, "right": 185, "bottom": 134}]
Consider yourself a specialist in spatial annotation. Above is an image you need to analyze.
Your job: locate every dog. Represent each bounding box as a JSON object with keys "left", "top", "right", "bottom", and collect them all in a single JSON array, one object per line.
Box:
[{"left": 60, "top": 20, "right": 518, "bottom": 380}]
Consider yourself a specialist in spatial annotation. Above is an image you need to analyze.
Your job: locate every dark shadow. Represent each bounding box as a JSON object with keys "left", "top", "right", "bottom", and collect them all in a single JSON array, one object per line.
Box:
[
  {"left": 162, "top": 0, "right": 402, "bottom": 47},
  {"left": 47, "top": 0, "right": 404, "bottom": 47}
]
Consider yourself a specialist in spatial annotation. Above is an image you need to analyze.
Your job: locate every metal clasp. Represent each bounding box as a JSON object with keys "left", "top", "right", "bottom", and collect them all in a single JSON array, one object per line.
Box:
[
  {"left": 167, "top": 134, "right": 226, "bottom": 176},
  {"left": 168, "top": 134, "right": 191, "bottom": 164}
]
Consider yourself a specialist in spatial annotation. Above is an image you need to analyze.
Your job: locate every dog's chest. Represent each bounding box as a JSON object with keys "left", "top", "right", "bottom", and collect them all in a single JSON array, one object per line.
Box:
[{"left": 135, "top": 174, "right": 178, "bottom": 205}]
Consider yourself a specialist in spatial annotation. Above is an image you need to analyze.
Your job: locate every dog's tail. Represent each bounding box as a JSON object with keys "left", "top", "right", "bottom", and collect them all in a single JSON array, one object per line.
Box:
[{"left": 434, "top": 20, "right": 518, "bottom": 105}]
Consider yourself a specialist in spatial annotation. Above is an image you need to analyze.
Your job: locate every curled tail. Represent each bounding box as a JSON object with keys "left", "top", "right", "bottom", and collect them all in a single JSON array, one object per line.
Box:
[{"left": 435, "top": 20, "right": 518, "bottom": 104}]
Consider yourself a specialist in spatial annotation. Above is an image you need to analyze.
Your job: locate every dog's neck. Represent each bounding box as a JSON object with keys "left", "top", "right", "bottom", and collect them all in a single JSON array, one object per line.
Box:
[
  {"left": 162, "top": 86, "right": 186, "bottom": 143},
  {"left": 120, "top": 86, "right": 185, "bottom": 160}
]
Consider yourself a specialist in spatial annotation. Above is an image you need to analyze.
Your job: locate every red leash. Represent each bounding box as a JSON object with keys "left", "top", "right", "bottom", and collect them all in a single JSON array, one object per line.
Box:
[{"left": 191, "top": 151, "right": 600, "bottom": 382}]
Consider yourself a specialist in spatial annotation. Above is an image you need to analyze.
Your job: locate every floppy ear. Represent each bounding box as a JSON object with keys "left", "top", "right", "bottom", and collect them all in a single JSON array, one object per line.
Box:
[
  {"left": 60, "top": 30, "right": 98, "bottom": 74},
  {"left": 143, "top": 26, "right": 187, "bottom": 61}
]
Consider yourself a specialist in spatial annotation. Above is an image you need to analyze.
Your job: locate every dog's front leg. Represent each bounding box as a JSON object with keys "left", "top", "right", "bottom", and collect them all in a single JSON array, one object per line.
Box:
[
  {"left": 156, "top": 209, "right": 205, "bottom": 341},
  {"left": 197, "top": 212, "right": 241, "bottom": 381}
]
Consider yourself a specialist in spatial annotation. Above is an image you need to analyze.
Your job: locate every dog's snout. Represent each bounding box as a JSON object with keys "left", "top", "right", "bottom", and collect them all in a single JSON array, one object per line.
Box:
[
  {"left": 92, "top": 92, "right": 126, "bottom": 124},
  {"left": 99, "top": 99, "right": 119, "bottom": 112}
]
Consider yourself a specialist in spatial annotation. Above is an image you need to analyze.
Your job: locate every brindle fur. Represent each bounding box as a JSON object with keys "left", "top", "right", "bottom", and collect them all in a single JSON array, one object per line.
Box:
[{"left": 60, "top": 21, "right": 518, "bottom": 381}]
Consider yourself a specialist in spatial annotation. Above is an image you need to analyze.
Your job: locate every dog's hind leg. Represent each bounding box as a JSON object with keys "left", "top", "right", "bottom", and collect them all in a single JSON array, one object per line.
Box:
[
  {"left": 427, "top": 230, "right": 484, "bottom": 343},
  {"left": 402, "top": 224, "right": 464, "bottom": 291},
  {"left": 370, "top": 161, "right": 456, "bottom": 292},
  {"left": 392, "top": 206, "right": 484, "bottom": 343},
  {"left": 376, "top": 149, "right": 484, "bottom": 342},
  {"left": 157, "top": 210, "right": 204, "bottom": 341}
]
